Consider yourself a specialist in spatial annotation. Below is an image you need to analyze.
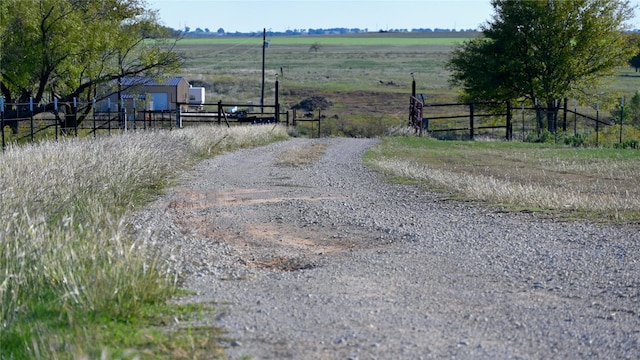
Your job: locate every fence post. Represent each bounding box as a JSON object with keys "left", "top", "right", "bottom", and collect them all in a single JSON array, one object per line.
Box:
[
  {"left": 562, "top": 98, "right": 568, "bottom": 132},
  {"left": 506, "top": 101, "right": 512, "bottom": 141},
  {"left": 54, "top": 98, "right": 59, "bottom": 141},
  {"left": 217, "top": 100, "right": 222, "bottom": 125},
  {"left": 548, "top": 100, "right": 556, "bottom": 134},
  {"left": 596, "top": 102, "right": 600, "bottom": 147},
  {"left": 412, "top": 77, "right": 416, "bottom": 97},
  {"left": 107, "top": 98, "right": 112, "bottom": 135},
  {"left": 534, "top": 98, "right": 540, "bottom": 135},
  {"left": 318, "top": 109, "right": 321, "bottom": 138},
  {"left": 73, "top": 97, "right": 78, "bottom": 137},
  {"left": 1, "top": 96, "right": 5, "bottom": 151},
  {"left": 469, "top": 102, "right": 475, "bottom": 141},
  {"left": 275, "top": 77, "right": 280, "bottom": 123},
  {"left": 92, "top": 98, "right": 97, "bottom": 138},
  {"left": 573, "top": 99, "right": 577, "bottom": 136},
  {"left": 554, "top": 99, "right": 558, "bottom": 143},
  {"left": 143, "top": 99, "right": 147, "bottom": 130},
  {"left": 121, "top": 97, "right": 126, "bottom": 133},
  {"left": 521, "top": 103, "right": 525, "bottom": 141},
  {"left": 30, "top": 97, "right": 35, "bottom": 142},
  {"left": 620, "top": 97, "right": 624, "bottom": 145},
  {"left": 176, "top": 103, "right": 182, "bottom": 128}
]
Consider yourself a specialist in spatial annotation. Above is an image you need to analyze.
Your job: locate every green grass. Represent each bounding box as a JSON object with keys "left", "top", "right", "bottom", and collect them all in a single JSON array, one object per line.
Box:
[
  {"left": 0, "top": 125, "right": 289, "bottom": 359},
  {"left": 365, "top": 136, "right": 640, "bottom": 223},
  {"left": 177, "top": 33, "right": 476, "bottom": 46}
]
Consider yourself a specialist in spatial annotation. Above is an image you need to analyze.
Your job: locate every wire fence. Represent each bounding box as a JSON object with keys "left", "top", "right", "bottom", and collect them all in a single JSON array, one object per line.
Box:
[
  {"left": 418, "top": 99, "right": 639, "bottom": 148},
  {"left": 0, "top": 98, "right": 289, "bottom": 151}
]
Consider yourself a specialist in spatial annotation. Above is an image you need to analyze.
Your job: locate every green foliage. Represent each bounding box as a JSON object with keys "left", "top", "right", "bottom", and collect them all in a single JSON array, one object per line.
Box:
[
  {"left": 447, "top": 0, "right": 636, "bottom": 109},
  {"left": 626, "top": 32, "right": 640, "bottom": 71},
  {"left": 0, "top": 0, "right": 181, "bottom": 108},
  {"left": 627, "top": 91, "right": 640, "bottom": 126},
  {"left": 615, "top": 139, "right": 640, "bottom": 149},
  {"left": 563, "top": 133, "right": 587, "bottom": 147},
  {"left": 586, "top": 124, "right": 640, "bottom": 147},
  {"left": 537, "top": 130, "right": 556, "bottom": 144}
]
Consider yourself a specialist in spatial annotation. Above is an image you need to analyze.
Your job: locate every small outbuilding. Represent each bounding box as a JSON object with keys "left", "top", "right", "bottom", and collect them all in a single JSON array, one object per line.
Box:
[{"left": 100, "top": 76, "right": 192, "bottom": 120}]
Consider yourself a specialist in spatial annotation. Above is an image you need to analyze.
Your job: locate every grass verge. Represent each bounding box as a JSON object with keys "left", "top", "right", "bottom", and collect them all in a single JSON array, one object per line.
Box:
[
  {"left": 364, "top": 136, "right": 640, "bottom": 224},
  {"left": 275, "top": 142, "right": 328, "bottom": 167},
  {"left": 0, "top": 124, "right": 288, "bottom": 359}
]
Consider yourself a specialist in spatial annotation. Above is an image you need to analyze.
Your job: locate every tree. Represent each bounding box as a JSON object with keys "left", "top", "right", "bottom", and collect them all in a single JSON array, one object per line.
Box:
[
  {"left": 627, "top": 91, "right": 640, "bottom": 126},
  {"left": 446, "top": 0, "right": 636, "bottom": 132},
  {"left": 627, "top": 33, "right": 640, "bottom": 72},
  {"left": 0, "top": 0, "right": 182, "bottom": 132}
]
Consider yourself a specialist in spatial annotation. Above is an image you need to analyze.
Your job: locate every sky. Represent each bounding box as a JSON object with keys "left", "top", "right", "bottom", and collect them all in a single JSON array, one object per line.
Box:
[{"left": 145, "top": 0, "right": 497, "bottom": 33}]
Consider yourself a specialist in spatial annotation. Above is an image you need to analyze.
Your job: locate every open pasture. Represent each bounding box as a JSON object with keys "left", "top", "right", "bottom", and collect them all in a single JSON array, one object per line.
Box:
[
  {"left": 176, "top": 32, "right": 640, "bottom": 138},
  {"left": 178, "top": 32, "right": 471, "bottom": 46},
  {"left": 176, "top": 32, "right": 475, "bottom": 136}
]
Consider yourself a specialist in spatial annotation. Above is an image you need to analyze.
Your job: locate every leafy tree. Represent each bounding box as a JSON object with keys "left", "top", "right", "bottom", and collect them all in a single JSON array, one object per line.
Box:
[
  {"left": 627, "top": 33, "right": 640, "bottom": 72},
  {"left": 629, "top": 53, "right": 640, "bottom": 72},
  {"left": 0, "top": 0, "right": 181, "bottom": 131},
  {"left": 446, "top": 0, "right": 636, "bottom": 132},
  {"left": 625, "top": 91, "right": 640, "bottom": 126}
]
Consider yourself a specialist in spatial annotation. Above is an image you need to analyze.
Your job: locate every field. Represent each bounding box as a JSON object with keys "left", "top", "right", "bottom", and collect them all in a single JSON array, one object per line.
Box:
[
  {"left": 175, "top": 32, "right": 640, "bottom": 139},
  {"left": 175, "top": 32, "right": 471, "bottom": 136}
]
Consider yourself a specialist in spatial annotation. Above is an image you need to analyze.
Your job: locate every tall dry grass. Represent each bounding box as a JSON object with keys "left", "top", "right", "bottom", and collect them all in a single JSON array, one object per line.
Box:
[
  {"left": 368, "top": 137, "right": 640, "bottom": 222},
  {"left": 374, "top": 158, "right": 640, "bottom": 213},
  {"left": 0, "top": 124, "right": 288, "bottom": 357}
]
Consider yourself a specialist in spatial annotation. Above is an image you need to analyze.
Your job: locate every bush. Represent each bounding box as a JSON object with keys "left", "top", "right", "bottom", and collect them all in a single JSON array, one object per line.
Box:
[
  {"left": 614, "top": 139, "right": 640, "bottom": 149},
  {"left": 563, "top": 133, "right": 586, "bottom": 147}
]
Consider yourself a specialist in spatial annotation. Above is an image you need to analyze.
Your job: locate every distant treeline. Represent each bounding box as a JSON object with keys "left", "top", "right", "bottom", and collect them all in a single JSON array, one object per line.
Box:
[{"left": 171, "top": 26, "right": 480, "bottom": 37}]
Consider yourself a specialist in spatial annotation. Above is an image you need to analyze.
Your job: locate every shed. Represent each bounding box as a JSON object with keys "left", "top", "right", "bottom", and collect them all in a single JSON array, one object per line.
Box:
[{"left": 118, "top": 76, "right": 190, "bottom": 111}]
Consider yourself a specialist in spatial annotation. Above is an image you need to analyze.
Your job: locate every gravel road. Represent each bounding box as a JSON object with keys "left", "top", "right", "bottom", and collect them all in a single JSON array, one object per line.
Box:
[{"left": 136, "top": 137, "right": 640, "bottom": 359}]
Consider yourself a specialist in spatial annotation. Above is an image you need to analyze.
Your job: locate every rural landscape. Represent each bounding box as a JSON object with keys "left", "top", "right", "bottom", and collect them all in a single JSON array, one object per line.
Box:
[{"left": 1, "top": 0, "right": 640, "bottom": 358}]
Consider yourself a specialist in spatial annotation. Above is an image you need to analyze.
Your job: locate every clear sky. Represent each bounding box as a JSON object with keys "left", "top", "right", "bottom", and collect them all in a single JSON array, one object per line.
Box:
[{"left": 146, "top": 0, "right": 496, "bottom": 33}]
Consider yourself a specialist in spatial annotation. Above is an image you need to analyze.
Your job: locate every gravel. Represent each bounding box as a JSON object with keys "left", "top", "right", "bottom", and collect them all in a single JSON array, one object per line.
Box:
[{"left": 135, "top": 137, "right": 640, "bottom": 359}]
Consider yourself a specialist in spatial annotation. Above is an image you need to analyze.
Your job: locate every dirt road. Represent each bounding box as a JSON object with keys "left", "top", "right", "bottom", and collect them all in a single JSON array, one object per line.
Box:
[{"left": 139, "top": 137, "right": 640, "bottom": 359}]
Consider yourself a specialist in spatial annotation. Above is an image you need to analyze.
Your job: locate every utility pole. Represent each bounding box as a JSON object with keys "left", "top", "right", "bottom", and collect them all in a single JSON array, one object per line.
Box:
[{"left": 261, "top": 28, "right": 266, "bottom": 115}]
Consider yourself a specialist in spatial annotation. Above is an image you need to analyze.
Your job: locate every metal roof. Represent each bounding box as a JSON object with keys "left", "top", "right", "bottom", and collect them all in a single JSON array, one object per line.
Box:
[{"left": 120, "top": 76, "right": 185, "bottom": 87}]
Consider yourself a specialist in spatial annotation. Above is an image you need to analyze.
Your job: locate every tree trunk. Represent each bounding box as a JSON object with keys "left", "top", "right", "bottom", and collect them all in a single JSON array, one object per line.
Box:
[{"left": 547, "top": 101, "right": 556, "bottom": 133}]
